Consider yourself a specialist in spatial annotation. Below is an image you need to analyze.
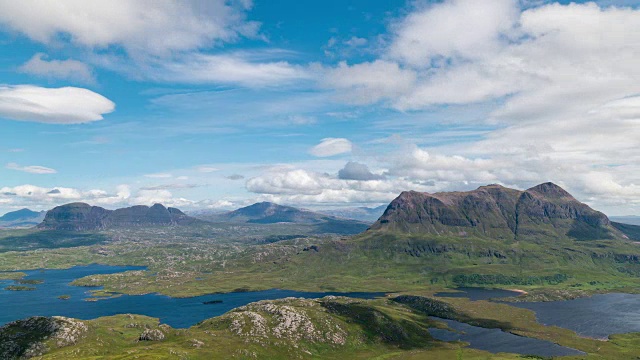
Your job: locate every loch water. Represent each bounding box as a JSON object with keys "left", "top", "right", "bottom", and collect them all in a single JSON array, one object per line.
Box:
[{"left": 0, "top": 264, "right": 383, "bottom": 328}]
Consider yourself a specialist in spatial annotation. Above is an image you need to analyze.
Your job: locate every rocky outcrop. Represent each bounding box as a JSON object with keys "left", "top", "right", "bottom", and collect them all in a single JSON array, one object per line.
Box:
[
  {"left": 38, "top": 203, "right": 199, "bottom": 231},
  {"left": 139, "top": 329, "right": 165, "bottom": 341},
  {"left": 0, "top": 316, "right": 87, "bottom": 359},
  {"left": 370, "top": 182, "right": 627, "bottom": 241}
]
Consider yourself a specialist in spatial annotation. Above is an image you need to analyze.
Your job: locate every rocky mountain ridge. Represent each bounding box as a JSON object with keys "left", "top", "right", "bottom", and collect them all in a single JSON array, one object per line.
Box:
[
  {"left": 369, "top": 182, "right": 628, "bottom": 241},
  {"left": 38, "top": 203, "right": 199, "bottom": 231}
]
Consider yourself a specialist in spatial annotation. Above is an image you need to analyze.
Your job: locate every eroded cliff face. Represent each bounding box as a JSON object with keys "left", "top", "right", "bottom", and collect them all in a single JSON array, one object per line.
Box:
[
  {"left": 38, "top": 203, "right": 197, "bottom": 231},
  {"left": 370, "top": 182, "right": 623, "bottom": 241}
]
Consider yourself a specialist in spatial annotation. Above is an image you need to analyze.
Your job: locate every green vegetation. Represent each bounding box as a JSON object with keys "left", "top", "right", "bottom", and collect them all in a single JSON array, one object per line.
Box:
[
  {"left": 57, "top": 295, "right": 71, "bottom": 300},
  {"left": 452, "top": 273, "right": 569, "bottom": 286},
  {"left": 2, "top": 215, "right": 640, "bottom": 358},
  {"left": 15, "top": 279, "right": 44, "bottom": 285},
  {"left": 3, "top": 295, "right": 640, "bottom": 359},
  {"left": 4, "top": 285, "right": 35, "bottom": 291}
]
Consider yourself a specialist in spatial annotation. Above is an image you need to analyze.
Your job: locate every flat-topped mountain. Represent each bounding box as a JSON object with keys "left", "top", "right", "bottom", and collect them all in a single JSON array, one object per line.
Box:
[
  {"left": 194, "top": 202, "right": 369, "bottom": 235},
  {"left": 0, "top": 208, "right": 46, "bottom": 228},
  {"left": 369, "top": 182, "right": 631, "bottom": 241},
  {"left": 38, "top": 203, "right": 198, "bottom": 231}
]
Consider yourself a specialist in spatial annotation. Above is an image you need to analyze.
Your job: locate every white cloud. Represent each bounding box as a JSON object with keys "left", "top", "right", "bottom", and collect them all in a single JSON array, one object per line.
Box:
[
  {"left": 138, "top": 52, "right": 310, "bottom": 87},
  {"left": 19, "top": 53, "right": 95, "bottom": 83},
  {"left": 338, "top": 162, "right": 385, "bottom": 181},
  {"left": 389, "top": 0, "right": 519, "bottom": 65},
  {"left": 0, "top": 85, "right": 115, "bottom": 124},
  {"left": 323, "top": 60, "right": 416, "bottom": 105},
  {"left": 0, "top": 0, "right": 257, "bottom": 56},
  {"left": 0, "top": 1, "right": 313, "bottom": 88},
  {"left": 196, "top": 166, "right": 219, "bottom": 173},
  {"left": 315, "top": 1, "right": 640, "bottom": 214},
  {"left": 0, "top": 183, "right": 199, "bottom": 210},
  {"left": 344, "top": 36, "right": 368, "bottom": 47},
  {"left": 6, "top": 162, "right": 57, "bottom": 174},
  {"left": 309, "top": 138, "right": 353, "bottom": 157},
  {"left": 246, "top": 167, "right": 431, "bottom": 205},
  {"left": 144, "top": 173, "right": 173, "bottom": 178}
]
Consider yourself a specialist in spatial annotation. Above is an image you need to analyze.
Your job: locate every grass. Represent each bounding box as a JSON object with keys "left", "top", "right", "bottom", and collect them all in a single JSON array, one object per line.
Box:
[{"left": 2, "top": 226, "right": 640, "bottom": 357}]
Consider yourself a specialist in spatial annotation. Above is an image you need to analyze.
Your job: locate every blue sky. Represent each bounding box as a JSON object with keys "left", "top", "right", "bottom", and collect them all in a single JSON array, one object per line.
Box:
[{"left": 1, "top": 0, "right": 640, "bottom": 215}]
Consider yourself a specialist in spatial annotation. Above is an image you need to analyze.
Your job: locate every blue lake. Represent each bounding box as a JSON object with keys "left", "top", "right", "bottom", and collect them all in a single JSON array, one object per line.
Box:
[
  {"left": 512, "top": 293, "right": 640, "bottom": 339},
  {"left": 436, "top": 287, "right": 640, "bottom": 339},
  {"left": 429, "top": 317, "right": 584, "bottom": 357},
  {"left": 0, "top": 264, "right": 384, "bottom": 328}
]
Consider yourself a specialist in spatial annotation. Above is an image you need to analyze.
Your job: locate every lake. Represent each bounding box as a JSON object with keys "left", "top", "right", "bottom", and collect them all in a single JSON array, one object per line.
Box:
[
  {"left": 512, "top": 293, "right": 640, "bottom": 339},
  {"left": 429, "top": 317, "right": 583, "bottom": 357},
  {"left": 0, "top": 264, "right": 384, "bottom": 328},
  {"left": 436, "top": 287, "right": 640, "bottom": 339}
]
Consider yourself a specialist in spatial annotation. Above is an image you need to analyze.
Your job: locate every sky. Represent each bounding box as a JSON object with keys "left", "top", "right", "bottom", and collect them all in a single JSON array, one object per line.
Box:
[{"left": 0, "top": 0, "right": 640, "bottom": 216}]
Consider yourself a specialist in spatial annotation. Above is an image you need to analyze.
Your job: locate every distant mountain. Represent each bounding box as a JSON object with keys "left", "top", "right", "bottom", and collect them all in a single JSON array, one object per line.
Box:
[
  {"left": 610, "top": 216, "right": 640, "bottom": 226},
  {"left": 38, "top": 203, "right": 200, "bottom": 231},
  {"left": 369, "top": 182, "right": 635, "bottom": 241},
  {"left": 194, "top": 202, "right": 369, "bottom": 235},
  {"left": 0, "top": 208, "right": 46, "bottom": 228},
  {"left": 318, "top": 205, "right": 387, "bottom": 223}
]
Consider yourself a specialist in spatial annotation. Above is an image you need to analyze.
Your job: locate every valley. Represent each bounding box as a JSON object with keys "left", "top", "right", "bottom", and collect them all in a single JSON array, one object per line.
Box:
[{"left": 2, "top": 183, "right": 640, "bottom": 359}]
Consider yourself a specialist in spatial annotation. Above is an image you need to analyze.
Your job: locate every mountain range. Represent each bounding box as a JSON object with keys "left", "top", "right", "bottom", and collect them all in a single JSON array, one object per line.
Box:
[
  {"left": 192, "top": 202, "right": 369, "bottom": 235},
  {"left": 38, "top": 203, "right": 200, "bottom": 231},
  {"left": 369, "top": 182, "right": 635, "bottom": 241}
]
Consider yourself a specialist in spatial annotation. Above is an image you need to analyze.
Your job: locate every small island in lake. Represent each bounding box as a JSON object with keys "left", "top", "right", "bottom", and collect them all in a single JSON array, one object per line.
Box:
[
  {"left": 5, "top": 285, "right": 36, "bottom": 291},
  {"left": 203, "top": 300, "right": 223, "bottom": 304}
]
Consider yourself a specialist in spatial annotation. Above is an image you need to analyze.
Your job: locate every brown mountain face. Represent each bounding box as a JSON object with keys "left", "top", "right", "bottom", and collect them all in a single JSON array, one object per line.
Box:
[
  {"left": 369, "top": 182, "right": 626, "bottom": 241},
  {"left": 38, "top": 203, "right": 198, "bottom": 231}
]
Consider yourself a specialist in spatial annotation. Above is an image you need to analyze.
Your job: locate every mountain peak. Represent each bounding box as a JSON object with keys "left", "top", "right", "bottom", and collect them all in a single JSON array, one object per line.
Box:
[
  {"left": 370, "top": 183, "right": 623, "bottom": 241},
  {"left": 526, "top": 182, "right": 573, "bottom": 198}
]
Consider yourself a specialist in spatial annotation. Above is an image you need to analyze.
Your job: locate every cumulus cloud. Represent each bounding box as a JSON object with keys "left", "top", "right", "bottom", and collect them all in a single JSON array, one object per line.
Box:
[
  {"left": 0, "top": 183, "right": 200, "bottom": 210},
  {"left": 6, "top": 162, "right": 57, "bottom": 174},
  {"left": 19, "top": 53, "right": 94, "bottom": 83},
  {"left": 0, "top": 184, "right": 129, "bottom": 208},
  {"left": 0, "top": 85, "right": 115, "bottom": 124},
  {"left": 338, "top": 162, "right": 385, "bottom": 181},
  {"left": 309, "top": 138, "right": 352, "bottom": 157},
  {"left": 246, "top": 167, "right": 430, "bottom": 205},
  {"left": 316, "top": 0, "right": 640, "bottom": 213},
  {"left": 323, "top": 60, "right": 416, "bottom": 105}
]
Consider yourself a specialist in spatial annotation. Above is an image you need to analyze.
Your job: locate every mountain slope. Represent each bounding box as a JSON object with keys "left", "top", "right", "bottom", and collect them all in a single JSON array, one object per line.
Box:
[
  {"left": 0, "top": 208, "right": 46, "bottom": 228},
  {"left": 38, "top": 203, "right": 199, "bottom": 231},
  {"left": 369, "top": 182, "right": 629, "bottom": 241},
  {"left": 195, "top": 202, "right": 369, "bottom": 235}
]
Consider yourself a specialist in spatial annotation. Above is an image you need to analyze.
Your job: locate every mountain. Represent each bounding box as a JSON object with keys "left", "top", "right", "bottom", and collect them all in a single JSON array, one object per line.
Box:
[
  {"left": 318, "top": 205, "right": 387, "bottom": 223},
  {"left": 369, "top": 182, "right": 633, "bottom": 241},
  {"left": 195, "top": 202, "right": 370, "bottom": 235},
  {"left": 38, "top": 203, "right": 199, "bottom": 231},
  {"left": 0, "top": 208, "right": 46, "bottom": 228}
]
